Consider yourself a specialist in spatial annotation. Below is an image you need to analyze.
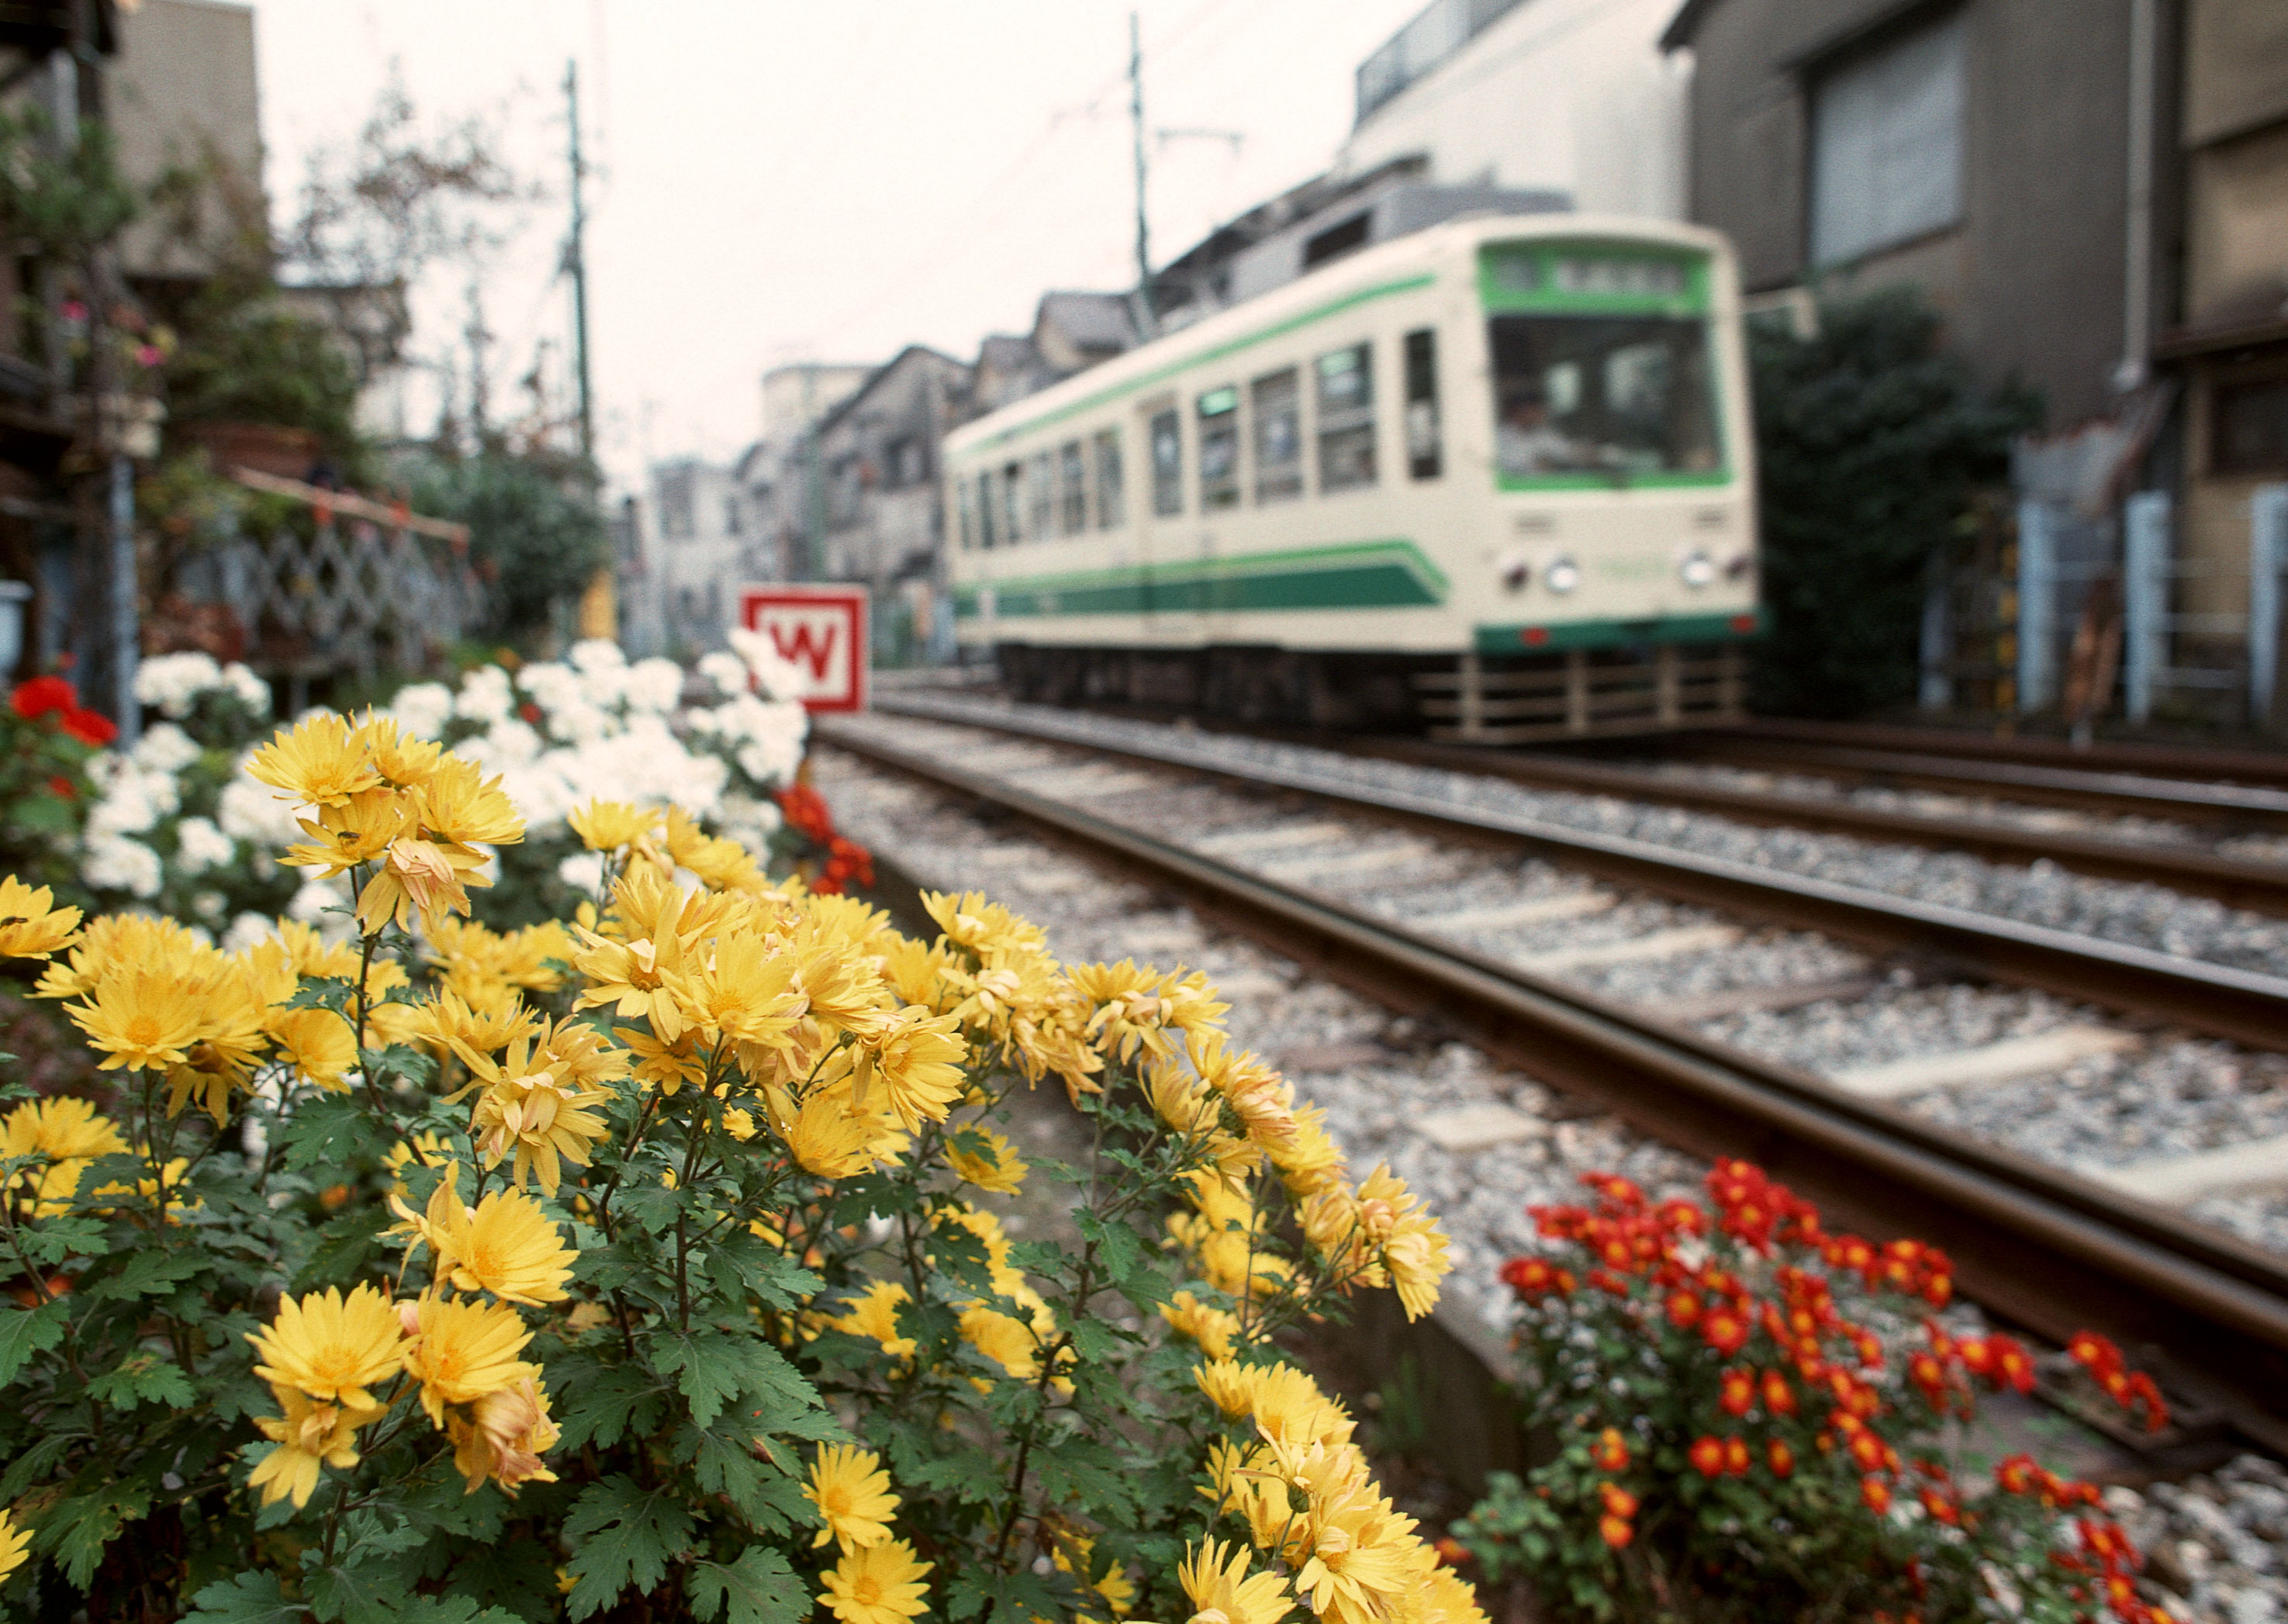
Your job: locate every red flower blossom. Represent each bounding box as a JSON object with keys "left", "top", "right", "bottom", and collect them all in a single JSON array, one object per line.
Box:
[
  {"left": 1499, "top": 1256, "right": 1573, "bottom": 1299},
  {"left": 1598, "top": 1514, "right": 1633, "bottom": 1549},
  {"left": 1761, "top": 1369, "right": 1797, "bottom": 1417},
  {"left": 1718, "top": 1367, "right": 1754, "bottom": 1417},
  {"left": 1597, "top": 1481, "right": 1637, "bottom": 1519},
  {"left": 60, "top": 707, "right": 116, "bottom": 746},
  {"left": 1664, "top": 1288, "right": 1702, "bottom": 1327},
  {"left": 1701, "top": 1308, "right": 1749, "bottom": 1357},
  {"left": 1989, "top": 1335, "right": 2035, "bottom": 1394},
  {"left": 1861, "top": 1475, "right": 1893, "bottom": 1514},
  {"left": 1766, "top": 1439, "right": 1795, "bottom": 1477},
  {"left": 1688, "top": 1436, "right": 1725, "bottom": 1477},
  {"left": 1920, "top": 1488, "right": 1961, "bottom": 1526},
  {"left": 1848, "top": 1430, "right": 1887, "bottom": 1472},
  {"left": 1722, "top": 1436, "right": 1751, "bottom": 1477},
  {"left": 12, "top": 675, "right": 75, "bottom": 718},
  {"left": 46, "top": 775, "right": 73, "bottom": 800},
  {"left": 1589, "top": 1427, "right": 1630, "bottom": 1472}
]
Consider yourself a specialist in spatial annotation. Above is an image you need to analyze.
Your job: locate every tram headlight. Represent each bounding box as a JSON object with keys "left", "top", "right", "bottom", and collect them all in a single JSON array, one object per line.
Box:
[
  {"left": 1497, "top": 549, "right": 1532, "bottom": 593},
  {"left": 1678, "top": 549, "right": 1716, "bottom": 589},
  {"left": 1543, "top": 555, "right": 1581, "bottom": 595}
]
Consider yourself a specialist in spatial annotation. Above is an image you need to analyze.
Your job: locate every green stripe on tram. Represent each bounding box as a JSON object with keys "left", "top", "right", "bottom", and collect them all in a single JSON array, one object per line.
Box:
[{"left": 952, "top": 538, "right": 1448, "bottom": 620}]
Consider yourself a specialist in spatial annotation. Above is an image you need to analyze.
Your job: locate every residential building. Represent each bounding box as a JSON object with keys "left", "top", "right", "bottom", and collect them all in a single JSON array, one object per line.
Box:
[
  {"left": 1337, "top": 0, "right": 1692, "bottom": 220},
  {"left": 629, "top": 457, "right": 748, "bottom": 658}
]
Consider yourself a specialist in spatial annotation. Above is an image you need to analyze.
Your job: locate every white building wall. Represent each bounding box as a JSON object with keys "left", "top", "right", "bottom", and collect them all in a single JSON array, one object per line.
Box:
[{"left": 1336, "top": 0, "right": 1690, "bottom": 221}]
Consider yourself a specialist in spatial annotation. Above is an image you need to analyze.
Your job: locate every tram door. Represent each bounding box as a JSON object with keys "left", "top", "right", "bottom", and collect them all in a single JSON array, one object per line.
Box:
[{"left": 1138, "top": 394, "right": 1186, "bottom": 643}]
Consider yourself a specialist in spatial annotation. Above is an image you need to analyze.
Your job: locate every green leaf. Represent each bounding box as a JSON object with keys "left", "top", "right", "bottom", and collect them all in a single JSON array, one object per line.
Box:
[
  {"left": 0, "top": 1297, "right": 69, "bottom": 1384},
  {"left": 654, "top": 1328, "right": 820, "bottom": 1433},
  {"left": 293, "top": 1206, "right": 396, "bottom": 1293},
  {"left": 548, "top": 1360, "right": 666, "bottom": 1453},
  {"left": 85, "top": 1249, "right": 207, "bottom": 1302},
  {"left": 0, "top": 1428, "right": 73, "bottom": 1499},
  {"left": 690, "top": 1546, "right": 807, "bottom": 1624},
  {"left": 22, "top": 1213, "right": 105, "bottom": 1264},
  {"left": 87, "top": 1348, "right": 199, "bottom": 1408},
  {"left": 182, "top": 1571, "right": 309, "bottom": 1624},
  {"left": 278, "top": 1094, "right": 382, "bottom": 1172},
  {"left": 679, "top": 1422, "right": 805, "bottom": 1532},
  {"left": 45, "top": 1481, "right": 150, "bottom": 1588},
  {"left": 562, "top": 1474, "right": 694, "bottom": 1619}
]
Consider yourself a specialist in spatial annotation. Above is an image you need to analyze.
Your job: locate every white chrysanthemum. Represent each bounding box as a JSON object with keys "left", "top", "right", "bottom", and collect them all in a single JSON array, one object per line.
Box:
[
  {"left": 545, "top": 696, "right": 611, "bottom": 745},
  {"left": 388, "top": 681, "right": 454, "bottom": 739},
  {"left": 462, "top": 718, "right": 543, "bottom": 769},
  {"left": 220, "top": 911, "right": 277, "bottom": 954},
  {"left": 130, "top": 721, "right": 201, "bottom": 774},
  {"left": 223, "top": 662, "right": 271, "bottom": 714},
  {"left": 694, "top": 650, "right": 748, "bottom": 698},
  {"left": 287, "top": 875, "right": 351, "bottom": 935},
  {"left": 568, "top": 638, "right": 626, "bottom": 676},
  {"left": 85, "top": 834, "right": 163, "bottom": 898},
  {"left": 624, "top": 658, "right": 686, "bottom": 713},
  {"left": 218, "top": 758, "right": 307, "bottom": 846},
  {"left": 133, "top": 651, "right": 223, "bottom": 716},
  {"left": 87, "top": 764, "right": 179, "bottom": 839},
  {"left": 558, "top": 851, "right": 606, "bottom": 893},
  {"left": 725, "top": 626, "right": 807, "bottom": 702},
  {"left": 454, "top": 665, "right": 514, "bottom": 724},
  {"left": 515, "top": 661, "right": 584, "bottom": 720},
  {"left": 173, "top": 815, "right": 237, "bottom": 875}
]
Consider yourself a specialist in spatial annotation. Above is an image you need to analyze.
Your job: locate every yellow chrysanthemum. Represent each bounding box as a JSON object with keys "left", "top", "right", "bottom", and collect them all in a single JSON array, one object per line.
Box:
[
  {"left": 416, "top": 755, "right": 525, "bottom": 849},
  {"left": 270, "top": 1007, "right": 358, "bottom": 1091},
  {"left": 356, "top": 836, "right": 492, "bottom": 938},
  {"left": 1178, "top": 1538, "right": 1291, "bottom": 1624},
  {"left": 284, "top": 786, "right": 410, "bottom": 876},
  {"left": 395, "top": 1165, "right": 576, "bottom": 1305},
  {"left": 569, "top": 800, "right": 662, "bottom": 852},
  {"left": 1161, "top": 1291, "right": 1243, "bottom": 1361},
  {"left": 2, "top": 1094, "right": 128, "bottom": 1215},
  {"left": 247, "top": 711, "right": 381, "bottom": 807},
  {"left": 1292, "top": 1484, "right": 1433, "bottom": 1624},
  {"left": 247, "top": 1383, "right": 385, "bottom": 1508},
  {"left": 464, "top": 1034, "right": 613, "bottom": 1196},
  {"left": 1422, "top": 1567, "right": 1490, "bottom": 1624},
  {"left": 447, "top": 1376, "right": 559, "bottom": 1495},
  {"left": 1355, "top": 1164, "right": 1451, "bottom": 1323},
  {"left": 66, "top": 969, "right": 205, "bottom": 1073},
  {"left": 777, "top": 1090, "right": 881, "bottom": 1180},
  {"left": 833, "top": 1280, "right": 918, "bottom": 1363},
  {"left": 806, "top": 1443, "right": 900, "bottom": 1553},
  {"left": 818, "top": 1538, "right": 932, "bottom": 1624},
  {"left": 401, "top": 1292, "right": 540, "bottom": 1426},
  {"left": 0, "top": 876, "right": 81, "bottom": 959},
  {"left": 1194, "top": 1358, "right": 1258, "bottom": 1419},
  {"left": 0, "top": 1507, "right": 28, "bottom": 1580},
  {"left": 246, "top": 1284, "right": 406, "bottom": 1408},
  {"left": 946, "top": 1125, "right": 1027, "bottom": 1194}
]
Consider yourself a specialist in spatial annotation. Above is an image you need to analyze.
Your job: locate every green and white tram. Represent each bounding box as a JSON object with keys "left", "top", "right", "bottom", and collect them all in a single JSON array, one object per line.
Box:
[{"left": 942, "top": 213, "right": 1760, "bottom": 740}]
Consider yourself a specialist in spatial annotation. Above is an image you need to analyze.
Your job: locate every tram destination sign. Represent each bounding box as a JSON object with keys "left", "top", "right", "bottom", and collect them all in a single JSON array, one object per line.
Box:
[{"left": 737, "top": 583, "right": 869, "bottom": 713}]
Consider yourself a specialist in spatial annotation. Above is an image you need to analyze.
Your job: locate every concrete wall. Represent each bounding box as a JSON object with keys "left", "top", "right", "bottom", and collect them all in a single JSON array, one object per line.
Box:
[
  {"left": 1338, "top": 0, "right": 1688, "bottom": 219},
  {"left": 1680, "top": 0, "right": 2138, "bottom": 430},
  {"left": 109, "top": 0, "right": 262, "bottom": 279}
]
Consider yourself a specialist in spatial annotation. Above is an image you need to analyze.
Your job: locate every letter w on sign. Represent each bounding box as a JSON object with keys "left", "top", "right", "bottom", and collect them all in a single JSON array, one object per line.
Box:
[{"left": 737, "top": 586, "right": 869, "bottom": 712}]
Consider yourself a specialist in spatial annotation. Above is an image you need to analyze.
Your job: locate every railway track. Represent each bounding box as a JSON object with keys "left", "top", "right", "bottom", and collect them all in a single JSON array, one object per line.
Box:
[
  {"left": 817, "top": 705, "right": 2288, "bottom": 1457},
  {"left": 1688, "top": 717, "right": 2288, "bottom": 793}
]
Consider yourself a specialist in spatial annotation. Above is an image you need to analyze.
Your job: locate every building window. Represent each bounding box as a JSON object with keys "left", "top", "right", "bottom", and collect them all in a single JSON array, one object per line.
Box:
[
  {"left": 1198, "top": 386, "right": 1241, "bottom": 510},
  {"left": 1404, "top": 328, "right": 1441, "bottom": 479},
  {"left": 1059, "top": 440, "right": 1088, "bottom": 534},
  {"left": 1029, "top": 451, "right": 1056, "bottom": 540},
  {"left": 1094, "top": 427, "right": 1125, "bottom": 527},
  {"left": 1251, "top": 368, "right": 1304, "bottom": 503},
  {"left": 1316, "top": 343, "right": 1377, "bottom": 492},
  {"left": 956, "top": 477, "right": 973, "bottom": 551},
  {"left": 1809, "top": 10, "right": 1967, "bottom": 267},
  {"left": 2214, "top": 375, "right": 2288, "bottom": 475},
  {"left": 1149, "top": 408, "right": 1183, "bottom": 517}
]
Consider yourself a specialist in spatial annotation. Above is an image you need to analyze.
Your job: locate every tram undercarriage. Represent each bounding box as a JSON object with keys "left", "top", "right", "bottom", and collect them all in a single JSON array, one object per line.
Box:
[{"left": 991, "top": 641, "right": 1747, "bottom": 741}]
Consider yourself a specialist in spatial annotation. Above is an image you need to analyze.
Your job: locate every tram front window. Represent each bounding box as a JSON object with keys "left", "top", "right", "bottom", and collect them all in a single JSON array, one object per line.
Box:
[{"left": 1488, "top": 315, "right": 1718, "bottom": 482}]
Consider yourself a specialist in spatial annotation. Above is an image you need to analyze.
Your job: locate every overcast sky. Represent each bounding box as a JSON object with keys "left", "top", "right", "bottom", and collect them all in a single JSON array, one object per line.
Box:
[{"left": 247, "top": 0, "right": 1426, "bottom": 495}]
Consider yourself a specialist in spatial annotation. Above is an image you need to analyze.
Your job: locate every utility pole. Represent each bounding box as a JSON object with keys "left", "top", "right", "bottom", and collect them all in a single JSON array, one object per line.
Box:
[
  {"left": 804, "top": 366, "right": 825, "bottom": 581},
  {"left": 564, "top": 60, "right": 596, "bottom": 471},
  {"left": 1128, "top": 10, "right": 1155, "bottom": 339}
]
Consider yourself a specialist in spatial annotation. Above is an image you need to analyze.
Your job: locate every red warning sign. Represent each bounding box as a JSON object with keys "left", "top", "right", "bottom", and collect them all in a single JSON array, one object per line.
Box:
[{"left": 737, "top": 584, "right": 869, "bottom": 712}]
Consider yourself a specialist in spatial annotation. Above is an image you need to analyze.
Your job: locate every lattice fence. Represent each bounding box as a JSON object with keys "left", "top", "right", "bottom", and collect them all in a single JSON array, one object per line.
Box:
[{"left": 173, "top": 468, "right": 488, "bottom": 682}]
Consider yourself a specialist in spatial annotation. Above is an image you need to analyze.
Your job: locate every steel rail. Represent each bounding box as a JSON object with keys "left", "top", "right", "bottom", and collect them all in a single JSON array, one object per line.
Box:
[
  {"left": 1318, "top": 734, "right": 2288, "bottom": 916},
  {"left": 819, "top": 717, "right": 2288, "bottom": 1456},
  {"left": 862, "top": 696, "right": 2288, "bottom": 1049},
  {"left": 1639, "top": 737, "right": 2288, "bottom": 828},
  {"left": 1708, "top": 718, "right": 2288, "bottom": 792}
]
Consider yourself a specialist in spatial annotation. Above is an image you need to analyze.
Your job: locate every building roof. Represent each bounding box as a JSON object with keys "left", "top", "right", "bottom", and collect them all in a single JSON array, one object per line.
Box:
[
  {"left": 813, "top": 344, "right": 968, "bottom": 439},
  {"left": 1659, "top": 0, "right": 1719, "bottom": 51},
  {"left": 1033, "top": 291, "right": 1137, "bottom": 353}
]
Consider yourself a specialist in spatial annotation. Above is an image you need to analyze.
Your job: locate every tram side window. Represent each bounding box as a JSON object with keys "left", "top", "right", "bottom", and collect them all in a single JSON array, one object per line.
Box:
[
  {"left": 1252, "top": 368, "right": 1303, "bottom": 503},
  {"left": 1094, "top": 427, "right": 1125, "bottom": 527},
  {"left": 1316, "top": 343, "right": 1376, "bottom": 492},
  {"left": 1059, "top": 441, "right": 1087, "bottom": 534},
  {"left": 1029, "top": 451, "right": 1056, "bottom": 539},
  {"left": 976, "top": 471, "right": 998, "bottom": 549},
  {"left": 1149, "top": 409, "right": 1183, "bottom": 517},
  {"left": 1198, "top": 385, "right": 1241, "bottom": 510},
  {"left": 1001, "top": 461, "right": 1025, "bottom": 545},
  {"left": 956, "top": 477, "right": 973, "bottom": 551},
  {"left": 1404, "top": 329, "right": 1441, "bottom": 480}
]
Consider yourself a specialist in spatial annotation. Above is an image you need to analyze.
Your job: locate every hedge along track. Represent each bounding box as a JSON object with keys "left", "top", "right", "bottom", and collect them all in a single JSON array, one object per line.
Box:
[{"left": 815, "top": 707, "right": 2288, "bottom": 1459}]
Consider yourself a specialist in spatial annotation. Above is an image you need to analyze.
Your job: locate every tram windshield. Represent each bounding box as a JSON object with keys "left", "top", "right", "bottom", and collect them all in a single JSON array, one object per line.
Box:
[{"left": 1488, "top": 314, "right": 1719, "bottom": 483}]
